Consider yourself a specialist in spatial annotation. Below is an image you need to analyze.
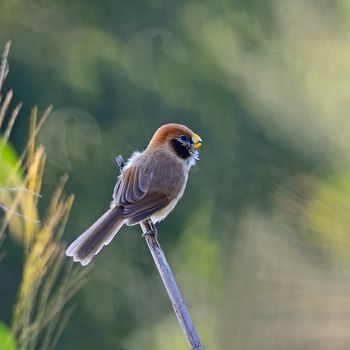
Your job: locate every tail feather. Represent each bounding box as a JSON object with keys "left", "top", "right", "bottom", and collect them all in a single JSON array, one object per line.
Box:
[{"left": 66, "top": 206, "right": 125, "bottom": 266}]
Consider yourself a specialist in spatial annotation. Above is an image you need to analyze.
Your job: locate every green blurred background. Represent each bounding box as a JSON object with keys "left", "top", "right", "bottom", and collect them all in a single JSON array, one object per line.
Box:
[{"left": 2, "top": 0, "right": 350, "bottom": 349}]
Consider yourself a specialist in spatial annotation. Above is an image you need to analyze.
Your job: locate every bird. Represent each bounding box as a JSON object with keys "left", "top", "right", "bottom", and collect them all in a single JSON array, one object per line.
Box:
[{"left": 66, "top": 123, "right": 202, "bottom": 266}]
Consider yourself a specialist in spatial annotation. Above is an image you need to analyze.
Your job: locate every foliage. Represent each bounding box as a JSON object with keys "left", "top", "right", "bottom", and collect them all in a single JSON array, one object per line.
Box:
[
  {"left": 0, "top": 322, "right": 16, "bottom": 350},
  {"left": 0, "top": 42, "right": 87, "bottom": 350},
  {"left": 1, "top": 1, "right": 350, "bottom": 349}
]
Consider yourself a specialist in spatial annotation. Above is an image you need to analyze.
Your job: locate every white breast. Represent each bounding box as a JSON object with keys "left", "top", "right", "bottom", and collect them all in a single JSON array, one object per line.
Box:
[{"left": 151, "top": 173, "right": 188, "bottom": 223}]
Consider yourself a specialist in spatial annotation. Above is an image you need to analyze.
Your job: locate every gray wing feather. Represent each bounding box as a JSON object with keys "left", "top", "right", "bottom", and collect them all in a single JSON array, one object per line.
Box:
[
  {"left": 113, "top": 165, "right": 170, "bottom": 225},
  {"left": 126, "top": 201, "right": 169, "bottom": 225},
  {"left": 138, "top": 168, "right": 153, "bottom": 193},
  {"left": 113, "top": 166, "right": 153, "bottom": 205}
]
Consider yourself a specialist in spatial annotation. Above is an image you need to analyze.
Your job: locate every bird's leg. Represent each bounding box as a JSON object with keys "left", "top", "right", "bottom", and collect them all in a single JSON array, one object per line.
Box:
[{"left": 141, "top": 219, "right": 158, "bottom": 238}]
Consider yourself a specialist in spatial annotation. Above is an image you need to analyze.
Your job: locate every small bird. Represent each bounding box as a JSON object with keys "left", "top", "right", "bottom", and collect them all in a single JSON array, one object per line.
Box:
[{"left": 66, "top": 123, "right": 202, "bottom": 266}]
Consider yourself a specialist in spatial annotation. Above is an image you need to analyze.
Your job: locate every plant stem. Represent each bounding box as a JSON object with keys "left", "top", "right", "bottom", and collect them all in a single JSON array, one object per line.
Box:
[
  {"left": 116, "top": 155, "right": 204, "bottom": 350},
  {"left": 0, "top": 41, "right": 10, "bottom": 92}
]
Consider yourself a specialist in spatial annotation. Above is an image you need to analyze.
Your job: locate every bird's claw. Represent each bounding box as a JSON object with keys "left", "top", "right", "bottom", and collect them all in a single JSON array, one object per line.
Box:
[
  {"left": 141, "top": 230, "right": 156, "bottom": 238},
  {"left": 141, "top": 219, "right": 158, "bottom": 238}
]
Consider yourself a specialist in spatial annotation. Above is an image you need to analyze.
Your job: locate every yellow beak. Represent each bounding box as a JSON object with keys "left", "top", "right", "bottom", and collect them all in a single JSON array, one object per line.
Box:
[{"left": 191, "top": 133, "right": 202, "bottom": 149}]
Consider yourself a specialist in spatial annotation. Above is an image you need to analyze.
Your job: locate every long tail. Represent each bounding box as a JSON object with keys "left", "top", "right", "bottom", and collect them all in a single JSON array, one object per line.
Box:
[{"left": 66, "top": 206, "right": 125, "bottom": 266}]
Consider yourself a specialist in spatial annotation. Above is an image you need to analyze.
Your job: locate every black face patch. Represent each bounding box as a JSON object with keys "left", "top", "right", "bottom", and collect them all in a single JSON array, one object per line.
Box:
[{"left": 171, "top": 138, "right": 192, "bottom": 159}]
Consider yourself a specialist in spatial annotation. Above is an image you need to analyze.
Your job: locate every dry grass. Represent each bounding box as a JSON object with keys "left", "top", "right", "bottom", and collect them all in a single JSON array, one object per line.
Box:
[{"left": 0, "top": 41, "right": 88, "bottom": 350}]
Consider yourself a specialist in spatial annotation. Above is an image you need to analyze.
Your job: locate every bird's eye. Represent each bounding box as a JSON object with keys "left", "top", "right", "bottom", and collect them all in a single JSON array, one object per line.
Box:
[{"left": 180, "top": 135, "right": 188, "bottom": 142}]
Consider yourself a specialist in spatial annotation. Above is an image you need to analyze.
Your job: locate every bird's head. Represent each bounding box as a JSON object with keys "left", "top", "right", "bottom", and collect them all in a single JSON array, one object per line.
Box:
[{"left": 148, "top": 123, "right": 202, "bottom": 160}]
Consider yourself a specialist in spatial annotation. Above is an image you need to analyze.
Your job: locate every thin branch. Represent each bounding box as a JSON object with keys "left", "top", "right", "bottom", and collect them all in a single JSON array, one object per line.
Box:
[
  {"left": 0, "top": 89, "right": 13, "bottom": 128},
  {"left": 116, "top": 155, "right": 204, "bottom": 350},
  {"left": 0, "top": 187, "right": 41, "bottom": 197},
  {"left": 0, "top": 41, "right": 10, "bottom": 93},
  {"left": 0, "top": 204, "right": 40, "bottom": 223},
  {"left": 0, "top": 186, "right": 42, "bottom": 223},
  {"left": 17, "top": 105, "right": 52, "bottom": 168},
  {"left": 3, "top": 101, "right": 23, "bottom": 141},
  {"left": 36, "top": 104, "right": 52, "bottom": 133}
]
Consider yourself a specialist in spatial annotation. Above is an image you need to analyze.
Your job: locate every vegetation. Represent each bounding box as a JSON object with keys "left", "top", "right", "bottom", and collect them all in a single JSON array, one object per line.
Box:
[
  {"left": 0, "top": 42, "right": 87, "bottom": 350},
  {"left": 1, "top": 1, "right": 350, "bottom": 349}
]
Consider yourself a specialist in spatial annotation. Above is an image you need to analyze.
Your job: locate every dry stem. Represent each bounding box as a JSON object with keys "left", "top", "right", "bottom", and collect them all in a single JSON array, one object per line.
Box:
[{"left": 116, "top": 155, "right": 204, "bottom": 350}]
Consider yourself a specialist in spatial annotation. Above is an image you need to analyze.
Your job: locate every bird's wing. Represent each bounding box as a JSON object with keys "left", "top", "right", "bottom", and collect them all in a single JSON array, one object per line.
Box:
[
  {"left": 113, "top": 166, "right": 153, "bottom": 204},
  {"left": 113, "top": 166, "right": 171, "bottom": 224},
  {"left": 123, "top": 192, "right": 170, "bottom": 225}
]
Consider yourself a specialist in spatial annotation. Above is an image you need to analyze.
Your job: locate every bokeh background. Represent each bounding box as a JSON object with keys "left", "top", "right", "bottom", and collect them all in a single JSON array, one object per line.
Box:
[{"left": 2, "top": 0, "right": 350, "bottom": 349}]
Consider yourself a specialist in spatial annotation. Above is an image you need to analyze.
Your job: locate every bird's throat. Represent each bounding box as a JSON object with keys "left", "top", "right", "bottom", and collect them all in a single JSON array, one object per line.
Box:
[{"left": 171, "top": 139, "right": 191, "bottom": 159}]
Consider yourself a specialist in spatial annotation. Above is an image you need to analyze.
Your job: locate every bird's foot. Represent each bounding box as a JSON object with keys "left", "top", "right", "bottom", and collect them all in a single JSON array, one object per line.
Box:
[
  {"left": 141, "top": 219, "right": 158, "bottom": 238},
  {"left": 141, "top": 230, "right": 156, "bottom": 237}
]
